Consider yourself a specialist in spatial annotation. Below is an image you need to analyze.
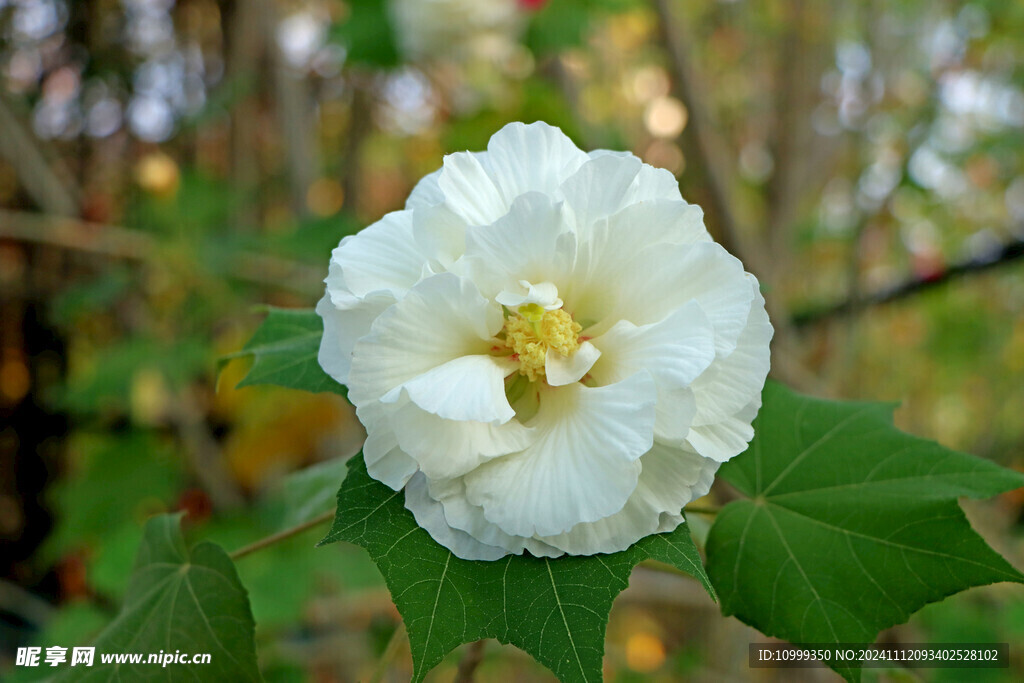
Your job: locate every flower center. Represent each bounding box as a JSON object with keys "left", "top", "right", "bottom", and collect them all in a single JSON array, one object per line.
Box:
[{"left": 503, "top": 303, "right": 582, "bottom": 382}]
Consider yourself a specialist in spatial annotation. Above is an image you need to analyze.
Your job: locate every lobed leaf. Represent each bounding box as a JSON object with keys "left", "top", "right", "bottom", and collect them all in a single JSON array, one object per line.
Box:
[
  {"left": 224, "top": 307, "right": 346, "bottom": 396},
  {"left": 319, "top": 456, "right": 714, "bottom": 682},
  {"left": 56, "top": 514, "right": 261, "bottom": 682},
  {"left": 707, "top": 381, "right": 1024, "bottom": 681}
]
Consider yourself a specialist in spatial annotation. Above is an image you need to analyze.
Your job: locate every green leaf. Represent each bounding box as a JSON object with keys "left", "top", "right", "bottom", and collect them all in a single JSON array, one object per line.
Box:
[
  {"left": 707, "top": 381, "right": 1024, "bottom": 682},
  {"left": 280, "top": 457, "right": 348, "bottom": 527},
  {"left": 56, "top": 514, "right": 261, "bottom": 682},
  {"left": 43, "top": 432, "right": 182, "bottom": 562},
  {"left": 319, "top": 455, "right": 713, "bottom": 682},
  {"left": 329, "top": 0, "right": 399, "bottom": 67},
  {"left": 225, "top": 307, "right": 346, "bottom": 396}
]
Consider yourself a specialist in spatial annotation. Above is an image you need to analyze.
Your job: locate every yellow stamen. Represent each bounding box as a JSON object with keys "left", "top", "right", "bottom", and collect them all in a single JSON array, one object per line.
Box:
[{"left": 503, "top": 307, "right": 582, "bottom": 382}]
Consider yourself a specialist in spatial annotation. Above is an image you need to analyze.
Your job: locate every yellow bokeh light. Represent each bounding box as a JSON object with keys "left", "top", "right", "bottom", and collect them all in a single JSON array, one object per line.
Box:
[
  {"left": 136, "top": 152, "right": 180, "bottom": 198},
  {"left": 644, "top": 96, "right": 688, "bottom": 139},
  {"left": 307, "top": 177, "right": 346, "bottom": 216},
  {"left": 625, "top": 632, "right": 666, "bottom": 673}
]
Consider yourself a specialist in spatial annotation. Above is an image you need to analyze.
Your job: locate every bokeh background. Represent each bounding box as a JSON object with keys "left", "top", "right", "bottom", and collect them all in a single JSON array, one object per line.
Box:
[{"left": 1, "top": 0, "right": 1022, "bottom": 680}]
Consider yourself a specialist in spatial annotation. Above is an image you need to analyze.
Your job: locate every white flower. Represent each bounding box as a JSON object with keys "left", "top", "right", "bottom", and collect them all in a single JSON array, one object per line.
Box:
[
  {"left": 388, "top": 0, "right": 527, "bottom": 63},
  {"left": 318, "top": 121, "right": 772, "bottom": 559}
]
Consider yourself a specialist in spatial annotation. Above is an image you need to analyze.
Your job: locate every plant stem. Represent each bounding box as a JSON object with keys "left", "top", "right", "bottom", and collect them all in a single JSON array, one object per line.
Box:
[
  {"left": 453, "top": 639, "right": 487, "bottom": 683},
  {"left": 682, "top": 505, "right": 720, "bottom": 516},
  {"left": 369, "top": 622, "right": 407, "bottom": 683},
  {"left": 229, "top": 509, "right": 336, "bottom": 560}
]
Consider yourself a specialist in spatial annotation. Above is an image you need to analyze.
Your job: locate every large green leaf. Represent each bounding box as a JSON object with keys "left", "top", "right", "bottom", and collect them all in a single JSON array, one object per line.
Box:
[
  {"left": 319, "top": 455, "right": 714, "bottom": 682},
  {"left": 707, "top": 381, "right": 1024, "bottom": 681},
  {"left": 225, "top": 307, "right": 346, "bottom": 396},
  {"left": 56, "top": 514, "right": 261, "bottom": 682}
]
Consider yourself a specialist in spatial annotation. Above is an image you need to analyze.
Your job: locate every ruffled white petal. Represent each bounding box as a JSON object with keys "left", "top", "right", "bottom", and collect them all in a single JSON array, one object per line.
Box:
[
  {"left": 689, "top": 280, "right": 773, "bottom": 422},
  {"left": 348, "top": 274, "right": 503, "bottom": 407},
  {"left": 391, "top": 399, "right": 536, "bottom": 479},
  {"left": 459, "top": 192, "right": 576, "bottom": 301},
  {"left": 405, "top": 167, "right": 444, "bottom": 211},
  {"left": 624, "top": 164, "right": 684, "bottom": 204},
  {"left": 437, "top": 151, "right": 507, "bottom": 226},
  {"left": 605, "top": 199, "right": 711, "bottom": 249},
  {"left": 332, "top": 210, "right": 430, "bottom": 299},
  {"left": 358, "top": 402, "right": 419, "bottom": 490},
  {"left": 559, "top": 153, "right": 643, "bottom": 236},
  {"left": 381, "top": 354, "right": 517, "bottom": 424},
  {"left": 425, "top": 476, "right": 565, "bottom": 557},
  {"left": 545, "top": 340, "right": 601, "bottom": 386},
  {"left": 495, "top": 280, "right": 563, "bottom": 311},
  {"left": 654, "top": 386, "right": 698, "bottom": 444},
  {"left": 589, "top": 301, "right": 716, "bottom": 388},
  {"left": 463, "top": 372, "right": 656, "bottom": 537},
  {"left": 404, "top": 473, "right": 510, "bottom": 561},
  {"left": 412, "top": 203, "right": 467, "bottom": 269},
  {"left": 486, "top": 121, "right": 589, "bottom": 202},
  {"left": 538, "top": 442, "right": 719, "bottom": 554},
  {"left": 316, "top": 290, "right": 393, "bottom": 385},
  {"left": 587, "top": 242, "right": 754, "bottom": 353},
  {"left": 686, "top": 398, "right": 761, "bottom": 462}
]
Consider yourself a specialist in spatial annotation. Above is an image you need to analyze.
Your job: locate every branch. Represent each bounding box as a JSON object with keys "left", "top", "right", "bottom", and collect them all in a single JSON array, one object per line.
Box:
[
  {"left": 0, "top": 93, "right": 81, "bottom": 216},
  {"left": 453, "top": 639, "right": 487, "bottom": 683},
  {"left": 369, "top": 622, "right": 408, "bottom": 683},
  {"left": 168, "top": 391, "right": 246, "bottom": 511},
  {"left": 792, "top": 237, "right": 1024, "bottom": 327},
  {"left": 651, "top": 0, "right": 763, "bottom": 276},
  {"left": 0, "top": 210, "right": 322, "bottom": 294},
  {"left": 230, "top": 509, "right": 336, "bottom": 560}
]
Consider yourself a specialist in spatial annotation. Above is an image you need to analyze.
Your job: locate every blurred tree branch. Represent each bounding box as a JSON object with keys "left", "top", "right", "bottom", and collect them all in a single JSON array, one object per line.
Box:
[
  {"left": 793, "top": 236, "right": 1024, "bottom": 328},
  {"left": 0, "top": 94, "right": 81, "bottom": 217},
  {"left": 454, "top": 639, "right": 487, "bottom": 683},
  {"left": 225, "top": 0, "right": 268, "bottom": 231},
  {"left": 651, "top": 0, "right": 761, "bottom": 275},
  {"left": 0, "top": 210, "right": 322, "bottom": 294}
]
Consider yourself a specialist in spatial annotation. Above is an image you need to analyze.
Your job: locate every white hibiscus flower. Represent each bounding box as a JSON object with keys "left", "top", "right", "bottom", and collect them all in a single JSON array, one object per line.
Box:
[{"left": 317, "top": 121, "right": 772, "bottom": 560}]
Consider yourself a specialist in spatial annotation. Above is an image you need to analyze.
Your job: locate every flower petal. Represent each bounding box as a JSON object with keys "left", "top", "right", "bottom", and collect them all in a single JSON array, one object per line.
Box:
[
  {"left": 486, "top": 121, "right": 589, "bottom": 201},
  {"left": 437, "top": 150, "right": 507, "bottom": 226},
  {"left": 404, "top": 473, "right": 511, "bottom": 561},
  {"left": 348, "top": 274, "right": 503, "bottom": 407},
  {"left": 495, "top": 280, "right": 562, "bottom": 310},
  {"left": 406, "top": 166, "right": 444, "bottom": 210},
  {"left": 559, "top": 153, "right": 643, "bottom": 235},
  {"left": 316, "top": 291, "right": 392, "bottom": 385},
  {"left": 605, "top": 199, "right": 711, "bottom": 249},
  {"left": 589, "top": 300, "right": 716, "bottom": 388},
  {"left": 333, "top": 210, "right": 430, "bottom": 299},
  {"left": 545, "top": 340, "right": 601, "bottom": 386},
  {"left": 690, "top": 280, "right": 773, "bottom": 422},
  {"left": 624, "top": 163, "right": 684, "bottom": 203},
  {"left": 654, "top": 386, "right": 698, "bottom": 444},
  {"left": 381, "top": 354, "right": 518, "bottom": 424},
  {"left": 464, "top": 372, "right": 656, "bottom": 537},
  {"left": 412, "top": 202, "right": 468, "bottom": 269},
  {"left": 686, "top": 398, "right": 761, "bottom": 462},
  {"left": 391, "top": 399, "right": 536, "bottom": 479},
  {"left": 358, "top": 402, "right": 419, "bottom": 490},
  {"left": 538, "top": 442, "right": 719, "bottom": 554},
  {"left": 583, "top": 242, "right": 754, "bottom": 353},
  {"left": 424, "top": 476, "right": 565, "bottom": 557},
  {"left": 460, "top": 192, "right": 576, "bottom": 301}
]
